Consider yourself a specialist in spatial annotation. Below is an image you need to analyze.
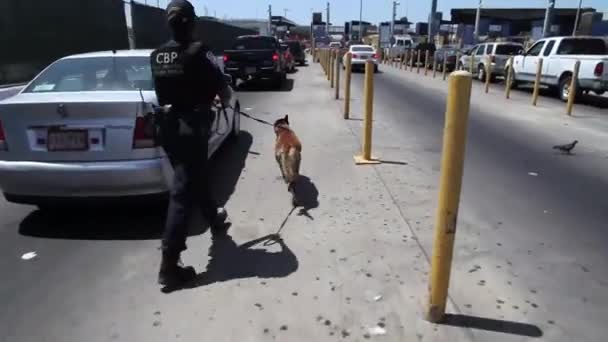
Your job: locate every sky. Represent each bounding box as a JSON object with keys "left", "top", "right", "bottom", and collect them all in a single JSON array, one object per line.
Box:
[{"left": 146, "top": 0, "right": 607, "bottom": 26}]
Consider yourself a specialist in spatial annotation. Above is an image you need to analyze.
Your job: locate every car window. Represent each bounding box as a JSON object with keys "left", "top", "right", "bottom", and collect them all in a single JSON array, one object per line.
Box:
[
  {"left": 485, "top": 44, "right": 494, "bottom": 54},
  {"left": 543, "top": 40, "right": 556, "bottom": 56},
  {"left": 495, "top": 44, "right": 521, "bottom": 55},
  {"left": 232, "top": 37, "right": 277, "bottom": 50},
  {"left": 476, "top": 45, "right": 485, "bottom": 56},
  {"left": 24, "top": 57, "right": 154, "bottom": 93},
  {"left": 351, "top": 47, "right": 374, "bottom": 52},
  {"left": 526, "top": 41, "right": 546, "bottom": 56},
  {"left": 556, "top": 38, "right": 607, "bottom": 55}
]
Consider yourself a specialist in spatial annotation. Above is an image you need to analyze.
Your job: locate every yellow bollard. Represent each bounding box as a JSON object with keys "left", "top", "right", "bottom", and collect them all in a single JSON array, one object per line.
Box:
[
  {"left": 344, "top": 53, "right": 352, "bottom": 119},
  {"left": 426, "top": 71, "right": 473, "bottom": 324},
  {"left": 442, "top": 51, "right": 448, "bottom": 80},
  {"left": 330, "top": 50, "right": 335, "bottom": 84},
  {"left": 354, "top": 60, "right": 380, "bottom": 165},
  {"left": 505, "top": 57, "right": 514, "bottom": 99},
  {"left": 566, "top": 60, "right": 581, "bottom": 116},
  {"left": 417, "top": 50, "right": 421, "bottom": 74},
  {"left": 404, "top": 50, "right": 410, "bottom": 71},
  {"left": 400, "top": 53, "right": 405, "bottom": 70},
  {"left": 335, "top": 53, "right": 341, "bottom": 99},
  {"left": 532, "top": 58, "right": 544, "bottom": 106},
  {"left": 484, "top": 55, "right": 492, "bottom": 93},
  {"left": 410, "top": 50, "right": 415, "bottom": 72},
  {"left": 425, "top": 50, "right": 430, "bottom": 76},
  {"left": 433, "top": 52, "right": 438, "bottom": 78}
]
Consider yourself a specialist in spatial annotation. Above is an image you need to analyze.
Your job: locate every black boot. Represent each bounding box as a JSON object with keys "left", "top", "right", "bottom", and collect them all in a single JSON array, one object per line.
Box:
[{"left": 158, "top": 252, "right": 197, "bottom": 286}]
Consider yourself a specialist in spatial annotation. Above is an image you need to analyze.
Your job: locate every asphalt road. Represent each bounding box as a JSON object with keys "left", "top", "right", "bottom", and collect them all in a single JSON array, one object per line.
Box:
[{"left": 346, "top": 66, "right": 608, "bottom": 341}]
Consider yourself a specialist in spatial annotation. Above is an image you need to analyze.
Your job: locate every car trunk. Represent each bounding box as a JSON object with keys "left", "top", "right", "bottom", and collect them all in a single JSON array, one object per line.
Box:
[
  {"left": 0, "top": 91, "right": 162, "bottom": 162},
  {"left": 224, "top": 50, "right": 277, "bottom": 68}
]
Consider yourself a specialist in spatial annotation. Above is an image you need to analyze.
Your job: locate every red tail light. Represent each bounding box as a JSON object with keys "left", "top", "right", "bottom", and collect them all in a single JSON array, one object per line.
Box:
[
  {"left": 373, "top": 53, "right": 379, "bottom": 59},
  {"left": 0, "top": 120, "right": 6, "bottom": 150},
  {"left": 133, "top": 116, "right": 156, "bottom": 149},
  {"left": 272, "top": 53, "right": 279, "bottom": 61},
  {"left": 352, "top": 54, "right": 359, "bottom": 59},
  {"left": 223, "top": 54, "right": 229, "bottom": 62},
  {"left": 594, "top": 62, "right": 604, "bottom": 77}
]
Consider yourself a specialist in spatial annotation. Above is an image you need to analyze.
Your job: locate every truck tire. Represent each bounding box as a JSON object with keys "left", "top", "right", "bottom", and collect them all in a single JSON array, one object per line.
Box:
[{"left": 559, "top": 73, "right": 580, "bottom": 102}]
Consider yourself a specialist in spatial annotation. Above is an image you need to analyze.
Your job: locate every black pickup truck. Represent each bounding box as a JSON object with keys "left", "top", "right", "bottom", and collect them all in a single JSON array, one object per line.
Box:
[{"left": 223, "top": 35, "right": 287, "bottom": 88}]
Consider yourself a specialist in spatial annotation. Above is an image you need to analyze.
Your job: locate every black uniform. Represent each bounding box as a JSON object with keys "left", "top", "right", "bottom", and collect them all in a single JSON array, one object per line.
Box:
[{"left": 151, "top": 39, "right": 228, "bottom": 256}]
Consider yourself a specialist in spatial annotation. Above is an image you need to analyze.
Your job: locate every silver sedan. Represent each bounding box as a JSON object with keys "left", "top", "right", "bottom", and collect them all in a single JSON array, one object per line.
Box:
[{"left": 0, "top": 50, "right": 240, "bottom": 207}]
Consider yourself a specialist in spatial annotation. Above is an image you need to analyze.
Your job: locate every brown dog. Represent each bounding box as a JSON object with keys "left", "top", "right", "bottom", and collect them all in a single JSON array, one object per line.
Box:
[{"left": 274, "top": 115, "right": 302, "bottom": 207}]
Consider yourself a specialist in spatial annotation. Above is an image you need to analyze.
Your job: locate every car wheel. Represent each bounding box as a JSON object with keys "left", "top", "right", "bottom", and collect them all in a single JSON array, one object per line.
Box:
[
  {"left": 559, "top": 73, "right": 579, "bottom": 102},
  {"left": 478, "top": 65, "right": 486, "bottom": 82},
  {"left": 230, "top": 101, "right": 241, "bottom": 141}
]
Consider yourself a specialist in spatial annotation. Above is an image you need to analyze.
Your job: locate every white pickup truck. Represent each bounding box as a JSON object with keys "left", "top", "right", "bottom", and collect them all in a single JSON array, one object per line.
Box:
[{"left": 508, "top": 36, "right": 608, "bottom": 101}]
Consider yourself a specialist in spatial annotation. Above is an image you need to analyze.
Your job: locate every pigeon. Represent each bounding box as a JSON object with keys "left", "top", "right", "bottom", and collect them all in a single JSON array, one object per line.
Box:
[{"left": 553, "top": 140, "right": 578, "bottom": 154}]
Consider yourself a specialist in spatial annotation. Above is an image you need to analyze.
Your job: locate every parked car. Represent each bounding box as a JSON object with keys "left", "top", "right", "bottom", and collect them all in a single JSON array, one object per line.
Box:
[
  {"left": 281, "top": 44, "right": 296, "bottom": 73},
  {"left": 507, "top": 36, "right": 608, "bottom": 101},
  {"left": 344, "top": 45, "right": 379, "bottom": 72},
  {"left": 459, "top": 42, "right": 523, "bottom": 81},
  {"left": 223, "top": 35, "right": 287, "bottom": 88},
  {"left": 286, "top": 40, "right": 306, "bottom": 66},
  {"left": 411, "top": 42, "right": 437, "bottom": 67},
  {"left": 434, "top": 47, "right": 460, "bottom": 72},
  {"left": 387, "top": 35, "right": 416, "bottom": 59},
  {"left": 0, "top": 50, "right": 241, "bottom": 208},
  {"left": 329, "top": 42, "right": 342, "bottom": 49}
]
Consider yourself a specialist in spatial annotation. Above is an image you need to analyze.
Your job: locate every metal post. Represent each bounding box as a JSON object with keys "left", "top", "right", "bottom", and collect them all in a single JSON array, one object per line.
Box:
[
  {"left": 505, "top": 57, "right": 514, "bottom": 99},
  {"left": 473, "top": 0, "right": 482, "bottom": 43},
  {"left": 433, "top": 53, "right": 438, "bottom": 78},
  {"left": 326, "top": 2, "right": 330, "bottom": 33},
  {"left": 542, "top": 0, "right": 555, "bottom": 38},
  {"left": 425, "top": 50, "right": 430, "bottom": 76},
  {"left": 335, "top": 53, "right": 341, "bottom": 99},
  {"left": 532, "top": 58, "right": 544, "bottom": 106},
  {"left": 268, "top": 5, "right": 272, "bottom": 37},
  {"left": 359, "top": 0, "right": 363, "bottom": 42},
  {"left": 344, "top": 53, "right": 352, "bottom": 119},
  {"left": 354, "top": 60, "right": 380, "bottom": 165},
  {"left": 429, "top": 0, "right": 438, "bottom": 41},
  {"left": 330, "top": 50, "right": 335, "bottom": 86},
  {"left": 417, "top": 50, "right": 421, "bottom": 73},
  {"left": 442, "top": 51, "right": 448, "bottom": 80},
  {"left": 566, "top": 61, "right": 581, "bottom": 115},
  {"left": 426, "top": 71, "right": 473, "bottom": 323},
  {"left": 573, "top": 0, "right": 583, "bottom": 36},
  {"left": 484, "top": 55, "right": 491, "bottom": 93}
]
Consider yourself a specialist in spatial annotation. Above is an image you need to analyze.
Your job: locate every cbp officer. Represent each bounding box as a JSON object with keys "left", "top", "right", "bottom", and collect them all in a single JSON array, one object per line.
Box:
[{"left": 150, "top": 0, "right": 233, "bottom": 287}]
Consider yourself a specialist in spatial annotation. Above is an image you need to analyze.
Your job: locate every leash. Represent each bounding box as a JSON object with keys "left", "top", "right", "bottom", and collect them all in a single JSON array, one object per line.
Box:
[
  {"left": 263, "top": 206, "right": 297, "bottom": 246},
  {"left": 234, "top": 108, "right": 274, "bottom": 127}
]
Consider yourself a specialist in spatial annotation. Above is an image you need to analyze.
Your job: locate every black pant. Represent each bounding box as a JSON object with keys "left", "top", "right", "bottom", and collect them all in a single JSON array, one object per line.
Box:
[{"left": 161, "top": 115, "right": 218, "bottom": 254}]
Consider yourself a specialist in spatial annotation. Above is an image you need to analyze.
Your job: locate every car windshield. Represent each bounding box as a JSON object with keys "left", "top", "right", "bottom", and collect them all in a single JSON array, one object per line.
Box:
[
  {"left": 556, "top": 38, "right": 607, "bottom": 55},
  {"left": 495, "top": 45, "right": 522, "bottom": 55},
  {"left": 23, "top": 56, "right": 153, "bottom": 93},
  {"left": 352, "top": 47, "right": 374, "bottom": 52},
  {"left": 232, "top": 37, "right": 276, "bottom": 50}
]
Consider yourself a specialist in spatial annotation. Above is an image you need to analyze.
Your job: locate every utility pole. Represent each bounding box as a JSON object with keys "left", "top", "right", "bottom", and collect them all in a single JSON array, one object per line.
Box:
[
  {"left": 573, "top": 0, "right": 582, "bottom": 36},
  {"left": 428, "top": 0, "right": 437, "bottom": 42},
  {"left": 473, "top": 0, "right": 482, "bottom": 43},
  {"left": 326, "top": 2, "right": 330, "bottom": 33},
  {"left": 392, "top": 1, "right": 399, "bottom": 39},
  {"left": 542, "top": 0, "right": 556, "bottom": 38},
  {"left": 268, "top": 5, "right": 272, "bottom": 37},
  {"left": 359, "top": 0, "right": 363, "bottom": 42},
  {"left": 284, "top": 8, "right": 289, "bottom": 18}
]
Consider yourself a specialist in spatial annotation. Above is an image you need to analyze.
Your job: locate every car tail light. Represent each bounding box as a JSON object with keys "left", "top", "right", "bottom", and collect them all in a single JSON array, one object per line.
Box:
[
  {"left": 272, "top": 53, "right": 279, "bottom": 61},
  {"left": 594, "top": 62, "right": 604, "bottom": 77},
  {"left": 223, "top": 54, "right": 229, "bottom": 62},
  {"left": 0, "top": 120, "right": 6, "bottom": 150},
  {"left": 352, "top": 54, "right": 359, "bottom": 59},
  {"left": 133, "top": 115, "right": 157, "bottom": 149},
  {"left": 373, "top": 53, "right": 379, "bottom": 59}
]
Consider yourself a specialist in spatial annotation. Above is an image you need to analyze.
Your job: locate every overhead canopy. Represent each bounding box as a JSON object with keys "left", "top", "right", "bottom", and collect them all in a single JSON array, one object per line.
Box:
[{"left": 271, "top": 16, "right": 296, "bottom": 28}]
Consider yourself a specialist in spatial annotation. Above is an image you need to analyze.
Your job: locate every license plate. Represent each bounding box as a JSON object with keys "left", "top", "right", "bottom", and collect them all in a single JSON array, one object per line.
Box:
[
  {"left": 47, "top": 129, "right": 89, "bottom": 151},
  {"left": 245, "top": 67, "right": 256, "bottom": 75}
]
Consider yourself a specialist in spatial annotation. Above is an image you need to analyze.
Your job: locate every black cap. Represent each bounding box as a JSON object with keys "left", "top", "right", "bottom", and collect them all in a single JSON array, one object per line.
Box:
[{"left": 166, "top": 0, "right": 196, "bottom": 24}]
